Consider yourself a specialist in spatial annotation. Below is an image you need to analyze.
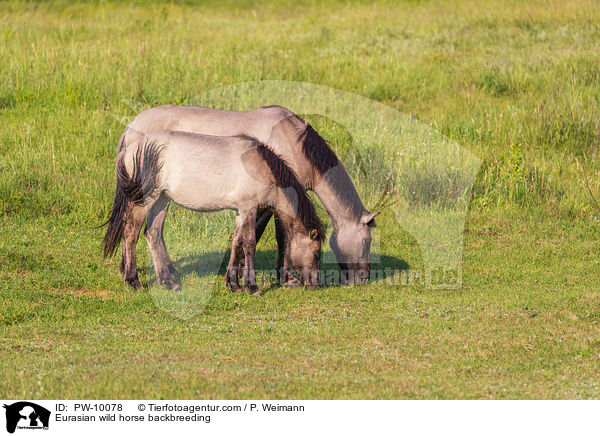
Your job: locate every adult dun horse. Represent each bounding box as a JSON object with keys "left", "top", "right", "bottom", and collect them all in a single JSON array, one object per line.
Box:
[
  {"left": 104, "top": 131, "right": 324, "bottom": 294},
  {"left": 117, "top": 105, "right": 379, "bottom": 285}
]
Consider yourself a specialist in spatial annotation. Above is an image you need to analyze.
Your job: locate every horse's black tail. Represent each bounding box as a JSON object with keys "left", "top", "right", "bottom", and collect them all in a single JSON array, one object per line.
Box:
[
  {"left": 102, "top": 132, "right": 130, "bottom": 257},
  {"left": 102, "top": 135, "right": 163, "bottom": 257},
  {"left": 102, "top": 182, "right": 128, "bottom": 258}
]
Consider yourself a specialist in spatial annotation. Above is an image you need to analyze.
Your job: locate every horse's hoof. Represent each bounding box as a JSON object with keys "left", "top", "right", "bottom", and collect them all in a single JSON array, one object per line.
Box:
[
  {"left": 163, "top": 279, "right": 180, "bottom": 292},
  {"left": 169, "top": 266, "right": 181, "bottom": 278},
  {"left": 126, "top": 278, "right": 142, "bottom": 290},
  {"left": 282, "top": 278, "right": 301, "bottom": 287},
  {"left": 226, "top": 277, "right": 242, "bottom": 293},
  {"left": 226, "top": 279, "right": 239, "bottom": 291},
  {"left": 244, "top": 285, "right": 261, "bottom": 295}
]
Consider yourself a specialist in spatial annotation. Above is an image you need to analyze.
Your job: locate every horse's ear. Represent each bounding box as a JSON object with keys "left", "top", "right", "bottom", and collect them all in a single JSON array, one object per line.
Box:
[
  {"left": 360, "top": 212, "right": 380, "bottom": 227},
  {"left": 309, "top": 229, "right": 318, "bottom": 240}
]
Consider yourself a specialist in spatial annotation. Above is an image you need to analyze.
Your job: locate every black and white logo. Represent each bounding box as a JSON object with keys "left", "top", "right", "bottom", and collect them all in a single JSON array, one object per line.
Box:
[{"left": 3, "top": 402, "right": 50, "bottom": 434}]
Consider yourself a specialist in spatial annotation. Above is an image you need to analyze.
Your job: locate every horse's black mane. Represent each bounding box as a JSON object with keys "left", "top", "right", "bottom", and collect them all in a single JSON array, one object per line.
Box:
[
  {"left": 238, "top": 134, "right": 325, "bottom": 241},
  {"left": 294, "top": 118, "right": 369, "bottom": 222},
  {"left": 297, "top": 123, "right": 339, "bottom": 175}
]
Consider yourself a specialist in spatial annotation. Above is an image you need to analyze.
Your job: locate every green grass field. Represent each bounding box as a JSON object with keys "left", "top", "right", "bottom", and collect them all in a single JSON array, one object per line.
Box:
[{"left": 1, "top": 0, "right": 600, "bottom": 399}]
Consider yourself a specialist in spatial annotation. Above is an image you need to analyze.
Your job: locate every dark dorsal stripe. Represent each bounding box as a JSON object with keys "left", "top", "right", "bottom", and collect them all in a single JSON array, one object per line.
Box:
[
  {"left": 297, "top": 123, "right": 339, "bottom": 175},
  {"left": 239, "top": 135, "right": 325, "bottom": 242}
]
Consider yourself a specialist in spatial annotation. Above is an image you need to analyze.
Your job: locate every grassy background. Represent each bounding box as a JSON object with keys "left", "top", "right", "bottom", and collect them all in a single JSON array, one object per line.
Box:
[{"left": 1, "top": 0, "right": 600, "bottom": 398}]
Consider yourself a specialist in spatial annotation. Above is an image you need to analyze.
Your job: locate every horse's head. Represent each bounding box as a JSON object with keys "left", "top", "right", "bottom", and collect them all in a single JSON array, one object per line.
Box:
[
  {"left": 287, "top": 228, "right": 322, "bottom": 287},
  {"left": 330, "top": 211, "right": 379, "bottom": 285}
]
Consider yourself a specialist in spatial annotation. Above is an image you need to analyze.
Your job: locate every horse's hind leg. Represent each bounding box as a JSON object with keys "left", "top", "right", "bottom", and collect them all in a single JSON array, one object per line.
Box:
[
  {"left": 240, "top": 209, "right": 260, "bottom": 295},
  {"left": 123, "top": 203, "right": 151, "bottom": 290},
  {"left": 152, "top": 200, "right": 178, "bottom": 278},
  {"left": 225, "top": 214, "right": 244, "bottom": 293},
  {"left": 119, "top": 244, "right": 126, "bottom": 275},
  {"left": 145, "top": 194, "right": 178, "bottom": 291}
]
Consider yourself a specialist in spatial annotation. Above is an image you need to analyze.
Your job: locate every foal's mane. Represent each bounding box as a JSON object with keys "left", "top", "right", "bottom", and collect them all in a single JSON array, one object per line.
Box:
[{"left": 238, "top": 134, "right": 325, "bottom": 241}]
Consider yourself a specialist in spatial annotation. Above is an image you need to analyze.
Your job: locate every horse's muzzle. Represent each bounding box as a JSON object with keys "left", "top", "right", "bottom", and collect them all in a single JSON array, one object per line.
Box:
[
  {"left": 339, "top": 263, "right": 370, "bottom": 285},
  {"left": 302, "top": 270, "right": 321, "bottom": 288}
]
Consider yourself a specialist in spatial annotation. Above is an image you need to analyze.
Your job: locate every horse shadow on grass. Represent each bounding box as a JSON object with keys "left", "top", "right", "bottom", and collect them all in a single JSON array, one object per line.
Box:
[{"left": 168, "top": 250, "right": 409, "bottom": 292}]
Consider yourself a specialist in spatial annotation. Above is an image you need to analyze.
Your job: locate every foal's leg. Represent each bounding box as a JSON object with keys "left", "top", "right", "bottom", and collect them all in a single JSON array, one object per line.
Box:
[
  {"left": 273, "top": 214, "right": 298, "bottom": 286},
  {"left": 153, "top": 202, "right": 178, "bottom": 278},
  {"left": 273, "top": 214, "right": 286, "bottom": 284},
  {"left": 119, "top": 244, "right": 126, "bottom": 275},
  {"left": 236, "top": 207, "right": 273, "bottom": 270},
  {"left": 240, "top": 209, "right": 260, "bottom": 295},
  {"left": 145, "top": 194, "right": 179, "bottom": 291},
  {"left": 123, "top": 203, "right": 151, "bottom": 290},
  {"left": 225, "top": 214, "right": 244, "bottom": 293}
]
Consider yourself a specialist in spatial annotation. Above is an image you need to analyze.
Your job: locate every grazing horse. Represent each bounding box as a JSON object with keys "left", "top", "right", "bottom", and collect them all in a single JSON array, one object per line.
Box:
[
  {"left": 117, "top": 105, "right": 379, "bottom": 284},
  {"left": 103, "top": 131, "right": 324, "bottom": 294}
]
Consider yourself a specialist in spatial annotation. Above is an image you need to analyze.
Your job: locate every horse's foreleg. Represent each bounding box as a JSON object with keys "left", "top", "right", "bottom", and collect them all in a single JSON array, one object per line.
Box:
[
  {"left": 241, "top": 209, "right": 260, "bottom": 295},
  {"left": 145, "top": 194, "right": 178, "bottom": 291},
  {"left": 123, "top": 203, "right": 150, "bottom": 290},
  {"left": 273, "top": 214, "right": 296, "bottom": 286},
  {"left": 236, "top": 207, "right": 273, "bottom": 270},
  {"left": 225, "top": 214, "right": 244, "bottom": 293}
]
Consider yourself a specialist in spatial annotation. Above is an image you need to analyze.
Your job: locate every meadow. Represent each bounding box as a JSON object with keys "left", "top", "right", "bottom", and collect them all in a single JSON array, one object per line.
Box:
[{"left": 1, "top": 0, "right": 599, "bottom": 399}]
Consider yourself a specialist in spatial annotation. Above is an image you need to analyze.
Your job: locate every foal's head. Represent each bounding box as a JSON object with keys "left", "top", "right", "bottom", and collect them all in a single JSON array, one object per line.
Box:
[
  {"left": 249, "top": 141, "right": 324, "bottom": 287},
  {"left": 286, "top": 224, "right": 323, "bottom": 287}
]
